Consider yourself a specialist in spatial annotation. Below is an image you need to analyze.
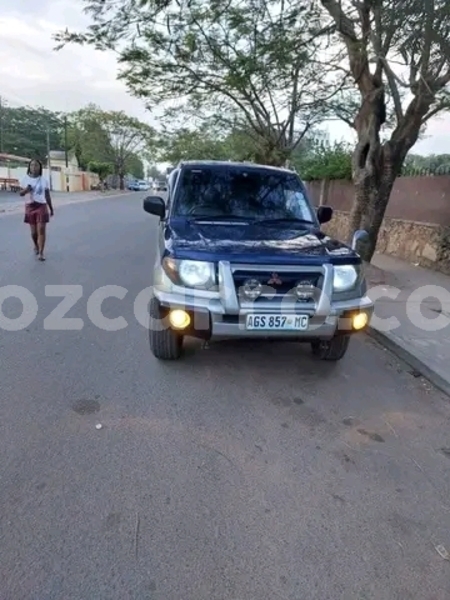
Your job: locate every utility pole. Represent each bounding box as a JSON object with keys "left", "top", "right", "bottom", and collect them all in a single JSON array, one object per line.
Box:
[
  {"left": 64, "top": 115, "right": 69, "bottom": 192},
  {"left": 64, "top": 115, "right": 69, "bottom": 167},
  {"left": 46, "top": 126, "right": 52, "bottom": 191}
]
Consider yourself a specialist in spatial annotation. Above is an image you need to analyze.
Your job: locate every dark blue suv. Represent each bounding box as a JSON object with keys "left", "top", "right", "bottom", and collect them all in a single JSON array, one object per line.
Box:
[{"left": 143, "top": 160, "right": 373, "bottom": 360}]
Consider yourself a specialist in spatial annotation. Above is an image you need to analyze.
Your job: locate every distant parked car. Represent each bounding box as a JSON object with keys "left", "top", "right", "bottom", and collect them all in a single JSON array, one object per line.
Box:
[
  {"left": 137, "top": 180, "right": 150, "bottom": 191},
  {"left": 129, "top": 180, "right": 150, "bottom": 191},
  {"left": 153, "top": 180, "right": 167, "bottom": 192}
]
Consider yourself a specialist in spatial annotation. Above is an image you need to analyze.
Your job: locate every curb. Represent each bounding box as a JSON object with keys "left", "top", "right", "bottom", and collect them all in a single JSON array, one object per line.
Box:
[{"left": 366, "top": 326, "right": 450, "bottom": 398}]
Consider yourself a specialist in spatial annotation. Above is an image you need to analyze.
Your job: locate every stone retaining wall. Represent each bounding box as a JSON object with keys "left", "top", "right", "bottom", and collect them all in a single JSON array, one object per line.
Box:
[{"left": 323, "top": 210, "right": 450, "bottom": 275}]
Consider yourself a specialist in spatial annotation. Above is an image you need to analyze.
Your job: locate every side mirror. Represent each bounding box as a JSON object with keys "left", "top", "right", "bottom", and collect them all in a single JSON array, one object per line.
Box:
[
  {"left": 143, "top": 196, "right": 165, "bottom": 219},
  {"left": 317, "top": 206, "right": 333, "bottom": 224},
  {"left": 351, "top": 229, "right": 369, "bottom": 250}
]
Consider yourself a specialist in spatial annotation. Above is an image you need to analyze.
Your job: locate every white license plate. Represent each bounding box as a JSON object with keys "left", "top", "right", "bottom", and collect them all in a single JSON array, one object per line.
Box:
[{"left": 245, "top": 314, "right": 309, "bottom": 331}]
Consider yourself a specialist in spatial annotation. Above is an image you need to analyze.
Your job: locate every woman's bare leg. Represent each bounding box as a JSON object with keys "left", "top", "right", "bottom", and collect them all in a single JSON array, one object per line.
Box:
[
  {"left": 30, "top": 224, "right": 38, "bottom": 253},
  {"left": 37, "top": 223, "right": 46, "bottom": 260}
]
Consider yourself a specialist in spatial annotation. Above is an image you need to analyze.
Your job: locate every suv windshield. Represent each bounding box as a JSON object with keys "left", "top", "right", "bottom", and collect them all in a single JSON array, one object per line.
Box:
[{"left": 172, "top": 165, "right": 315, "bottom": 222}]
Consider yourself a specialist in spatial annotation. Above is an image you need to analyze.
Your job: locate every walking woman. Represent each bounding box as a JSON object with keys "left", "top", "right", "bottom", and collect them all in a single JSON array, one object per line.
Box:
[{"left": 20, "top": 159, "right": 54, "bottom": 261}]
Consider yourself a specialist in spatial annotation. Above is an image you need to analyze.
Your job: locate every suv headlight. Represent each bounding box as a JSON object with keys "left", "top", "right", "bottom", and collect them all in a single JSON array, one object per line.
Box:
[
  {"left": 163, "top": 257, "right": 216, "bottom": 289},
  {"left": 179, "top": 260, "right": 215, "bottom": 287},
  {"left": 333, "top": 265, "right": 358, "bottom": 292}
]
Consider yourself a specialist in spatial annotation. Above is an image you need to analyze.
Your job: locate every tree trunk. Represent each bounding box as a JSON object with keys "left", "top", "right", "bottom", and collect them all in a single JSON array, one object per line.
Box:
[
  {"left": 347, "top": 179, "right": 367, "bottom": 242},
  {"left": 359, "top": 181, "right": 395, "bottom": 261},
  {"left": 347, "top": 84, "right": 385, "bottom": 235},
  {"left": 352, "top": 143, "right": 401, "bottom": 262},
  {"left": 253, "top": 130, "right": 290, "bottom": 167},
  {"left": 360, "top": 145, "right": 400, "bottom": 260},
  {"left": 320, "top": 0, "right": 444, "bottom": 263}
]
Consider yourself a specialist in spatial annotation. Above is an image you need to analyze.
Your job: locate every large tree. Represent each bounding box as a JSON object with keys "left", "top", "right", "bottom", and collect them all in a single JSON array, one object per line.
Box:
[
  {"left": 158, "top": 126, "right": 229, "bottom": 164},
  {"left": 87, "top": 160, "right": 113, "bottom": 181},
  {"left": 293, "top": 139, "right": 353, "bottom": 181},
  {"left": 67, "top": 105, "right": 154, "bottom": 188},
  {"left": 98, "top": 109, "right": 154, "bottom": 188},
  {"left": 146, "top": 165, "right": 165, "bottom": 180},
  {"left": 0, "top": 104, "right": 63, "bottom": 160},
  {"left": 66, "top": 105, "right": 114, "bottom": 169},
  {"left": 156, "top": 119, "right": 263, "bottom": 164},
  {"left": 54, "top": 0, "right": 336, "bottom": 166},
  {"left": 158, "top": 119, "right": 321, "bottom": 167},
  {"left": 319, "top": 0, "right": 450, "bottom": 260},
  {"left": 125, "top": 152, "right": 145, "bottom": 179}
]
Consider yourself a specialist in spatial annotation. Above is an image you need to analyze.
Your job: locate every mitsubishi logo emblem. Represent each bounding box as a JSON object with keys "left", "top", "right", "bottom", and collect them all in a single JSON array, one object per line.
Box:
[{"left": 267, "top": 272, "right": 282, "bottom": 285}]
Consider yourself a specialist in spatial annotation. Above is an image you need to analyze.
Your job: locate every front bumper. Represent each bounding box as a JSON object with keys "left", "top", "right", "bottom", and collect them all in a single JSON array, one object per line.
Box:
[{"left": 153, "top": 261, "right": 375, "bottom": 341}]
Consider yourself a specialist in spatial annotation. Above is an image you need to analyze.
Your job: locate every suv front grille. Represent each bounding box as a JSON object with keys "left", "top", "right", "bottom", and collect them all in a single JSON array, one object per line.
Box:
[{"left": 232, "top": 269, "right": 323, "bottom": 303}]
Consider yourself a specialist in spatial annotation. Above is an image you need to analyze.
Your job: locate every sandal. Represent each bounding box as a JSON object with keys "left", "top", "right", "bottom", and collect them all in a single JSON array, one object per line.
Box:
[{"left": 38, "top": 255, "right": 46, "bottom": 261}]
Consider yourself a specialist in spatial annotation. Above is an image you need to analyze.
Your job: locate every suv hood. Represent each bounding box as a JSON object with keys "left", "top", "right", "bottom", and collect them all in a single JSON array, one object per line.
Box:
[{"left": 167, "top": 220, "right": 358, "bottom": 264}]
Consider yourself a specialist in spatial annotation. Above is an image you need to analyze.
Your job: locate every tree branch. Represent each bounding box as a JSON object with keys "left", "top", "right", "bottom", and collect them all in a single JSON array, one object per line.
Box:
[
  {"left": 421, "top": 99, "right": 450, "bottom": 125},
  {"left": 320, "top": 0, "right": 372, "bottom": 90},
  {"left": 420, "top": 0, "right": 435, "bottom": 78}
]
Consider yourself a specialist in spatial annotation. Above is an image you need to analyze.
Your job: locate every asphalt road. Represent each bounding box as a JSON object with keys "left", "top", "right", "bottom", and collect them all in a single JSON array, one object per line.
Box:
[
  {"left": 0, "top": 191, "right": 22, "bottom": 205},
  {"left": 0, "top": 191, "right": 48, "bottom": 206},
  {"left": 1, "top": 193, "right": 450, "bottom": 600},
  {"left": 0, "top": 190, "right": 125, "bottom": 210}
]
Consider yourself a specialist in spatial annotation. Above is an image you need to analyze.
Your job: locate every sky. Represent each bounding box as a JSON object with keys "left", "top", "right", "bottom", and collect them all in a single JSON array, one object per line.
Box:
[{"left": 0, "top": 0, "right": 449, "bottom": 157}]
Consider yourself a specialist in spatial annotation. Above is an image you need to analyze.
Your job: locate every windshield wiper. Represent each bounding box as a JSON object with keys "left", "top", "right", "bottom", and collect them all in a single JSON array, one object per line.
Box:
[{"left": 256, "top": 217, "right": 315, "bottom": 225}]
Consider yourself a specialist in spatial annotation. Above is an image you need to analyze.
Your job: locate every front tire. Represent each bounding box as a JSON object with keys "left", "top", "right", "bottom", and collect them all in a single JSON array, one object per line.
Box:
[
  {"left": 311, "top": 335, "right": 350, "bottom": 361},
  {"left": 149, "top": 297, "right": 183, "bottom": 360}
]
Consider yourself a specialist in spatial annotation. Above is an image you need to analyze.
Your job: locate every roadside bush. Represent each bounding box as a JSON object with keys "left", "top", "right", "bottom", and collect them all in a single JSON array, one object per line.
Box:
[{"left": 294, "top": 141, "right": 353, "bottom": 181}]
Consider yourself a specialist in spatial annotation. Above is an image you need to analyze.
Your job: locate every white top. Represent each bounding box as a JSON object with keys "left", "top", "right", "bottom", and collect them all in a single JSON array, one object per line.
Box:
[{"left": 20, "top": 174, "right": 50, "bottom": 204}]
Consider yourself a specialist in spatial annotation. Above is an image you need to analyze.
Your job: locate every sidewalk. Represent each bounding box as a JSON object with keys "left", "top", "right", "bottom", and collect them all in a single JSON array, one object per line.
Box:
[{"left": 365, "top": 253, "right": 450, "bottom": 396}]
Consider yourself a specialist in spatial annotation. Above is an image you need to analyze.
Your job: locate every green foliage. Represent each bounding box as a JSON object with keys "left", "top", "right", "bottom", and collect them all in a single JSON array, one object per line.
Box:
[
  {"left": 66, "top": 106, "right": 114, "bottom": 169},
  {"left": 157, "top": 120, "right": 304, "bottom": 166},
  {"left": 53, "top": 0, "right": 450, "bottom": 265},
  {"left": 67, "top": 105, "right": 154, "bottom": 187},
  {"left": 402, "top": 153, "right": 450, "bottom": 176},
  {"left": 125, "top": 153, "right": 145, "bottom": 179},
  {"left": 0, "top": 104, "right": 63, "bottom": 160},
  {"left": 92, "top": 107, "right": 154, "bottom": 177},
  {"left": 158, "top": 127, "right": 230, "bottom": 164},
  {"left": 1, "top": 101, "right": 151, "bottom": 188},
  {"left": 158, "top": 125, "right": 353, "bottom": 182},
  {"left": 54, "top": 0, "right": 333, "bottom": 165},
  {"left": 293, "top": 141, "right": 353, "bottom": 181},
  {"left": 87, "top": 161, "right": 113, "bottom": 180}
]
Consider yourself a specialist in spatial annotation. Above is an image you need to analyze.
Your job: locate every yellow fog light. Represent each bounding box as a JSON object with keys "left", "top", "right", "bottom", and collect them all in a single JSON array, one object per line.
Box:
[
  {"left": 169, "top": 309, "right": 191, "bottom": 329},
  {"left": 352, "top": 312, "right": 368, "bottom": 330}
]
